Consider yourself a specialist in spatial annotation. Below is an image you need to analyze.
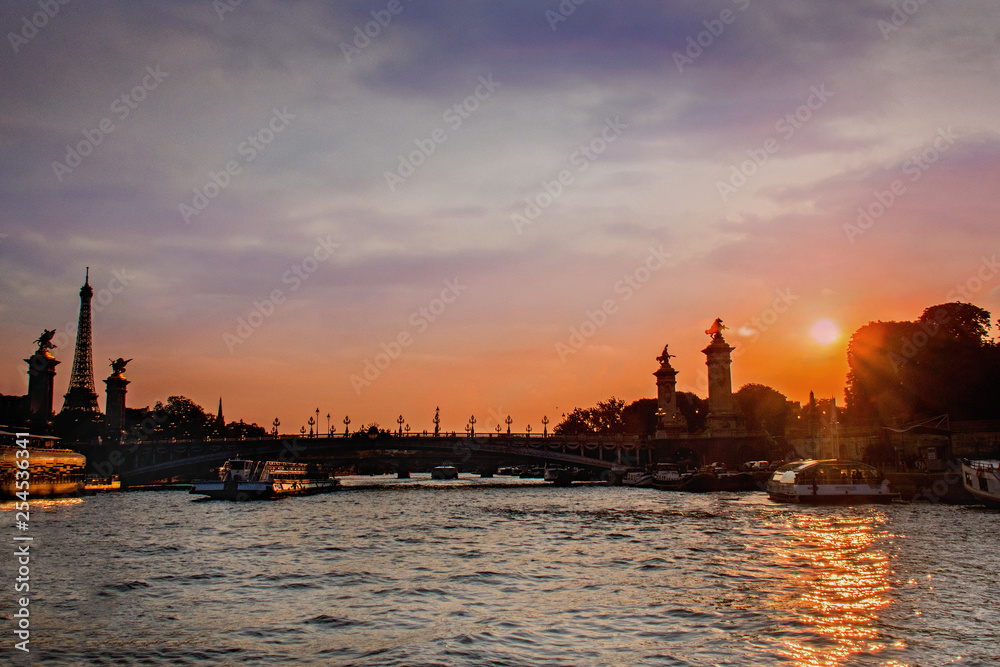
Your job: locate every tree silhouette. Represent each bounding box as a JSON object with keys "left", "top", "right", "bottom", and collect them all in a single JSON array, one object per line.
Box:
[
  {"left": 554, "top": 397, "right": 626, "bottom": 434},
  {"left": 735, "top": 383, "right": 791, "bottom": 436},
  {"left": 845, "top": 303, "right": 999, "bottom": 425}
]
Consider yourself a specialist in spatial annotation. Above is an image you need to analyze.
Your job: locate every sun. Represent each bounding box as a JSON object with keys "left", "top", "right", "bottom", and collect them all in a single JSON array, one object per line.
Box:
[{"left": 809, "top": 319, "right": 841, "bottom": 345}]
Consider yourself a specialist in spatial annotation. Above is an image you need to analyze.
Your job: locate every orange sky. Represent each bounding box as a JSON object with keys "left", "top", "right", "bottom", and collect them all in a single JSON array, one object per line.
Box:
[{"left": 2, "top": 2, "right": 999, "bottom": 434}]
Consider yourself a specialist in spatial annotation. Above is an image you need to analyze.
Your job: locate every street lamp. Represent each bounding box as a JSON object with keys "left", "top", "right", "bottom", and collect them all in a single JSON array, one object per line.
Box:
[
  {"left": 308, "top": 416, "right": 315, "bottom": 437},
  {"left": 315, "top": 408, "right": 320, "bottom": 436},
  {"left": 525, "top": 424, "right": 532, "bottom": 437},
  {"left": 326, "top": 413, "right": 331, "bottom": 436},
  {"left": 505, "top": 415, "right": 512, "bottom": 435},
  {"left": 343, "top": 415, "right": 350, "bottom": 437},
  {"left": 397, "top": 414, "right": 404, "bottom": 437},
  {"left": 405, "top": 424, "right": 410, "bottom": 436},
  {"left": 272, "top": 418, "right": 280, "bottom": 437},
  {"left": 300, "top": 426, "right": 306, "bottom": 436},
  {"left": 542, "top": 415, "right": 549, "bottom": 438},
  {"left": 433, "top": 406, "right": 440, "bottom": 436},
  {"left": 495, "top": 424, "right": 501, "bottom": 435},
  {"left": 468, "top": 415, "right": 476, "bottom": 437}
]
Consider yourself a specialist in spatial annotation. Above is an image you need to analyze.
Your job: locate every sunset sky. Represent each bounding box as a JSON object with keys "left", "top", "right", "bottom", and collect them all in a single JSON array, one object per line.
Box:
[{"left": 2, "top": 0, "right": 999, "bottom": 434}]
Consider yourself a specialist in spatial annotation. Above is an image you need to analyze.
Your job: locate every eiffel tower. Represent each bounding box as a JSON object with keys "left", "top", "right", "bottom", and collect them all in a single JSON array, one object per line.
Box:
[{"left": 61, "top": 268, "right": 100, "bottom": 412}]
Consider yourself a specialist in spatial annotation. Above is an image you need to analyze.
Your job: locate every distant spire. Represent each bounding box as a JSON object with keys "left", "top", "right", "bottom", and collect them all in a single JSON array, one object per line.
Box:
[{"left": 215, "top": 397, "right": 225, "bottom": 432}]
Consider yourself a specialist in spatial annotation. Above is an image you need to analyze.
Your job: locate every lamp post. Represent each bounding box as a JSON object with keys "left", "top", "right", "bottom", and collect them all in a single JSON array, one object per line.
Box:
[
  {"left": 315, "top": 408, "right": 320, "bottom": 437},
  {"left": 326, "top": 413, "right": 331, "bottom": 436},
  {"left": 542, "top": 415, "right": 549, "bottom": 438},
  {"left": 343, "top": 415, "right": 350, "bottom": 437},
  {"left": 405, "top": 424, "right": 410, "bottom": 436},
  {"left": 526, "top": 424, "right": 532, "bottom": 437},
  {"left": 308, "top": 416, "right": 314, "bottom": 437},
  {"left": 397, "top": 414, "right": 404, "bottom": 437},
  {"left": 505, "top": 415, "right": 512, "bottom": 435},
  {"left": 433, "top": 406, "right": 440, "bottom": 437},
  {"left": 272, "top": 418, "right": 280, "bottom": 437},
  {"left": 468, "top": 415, "right": 476, "bottom": 437},
  {"left": 300, "top": 426, "right": 306, "bottom": 437},
  {"left": 495, "top": 424, "right": 501, "bottom": 436}
]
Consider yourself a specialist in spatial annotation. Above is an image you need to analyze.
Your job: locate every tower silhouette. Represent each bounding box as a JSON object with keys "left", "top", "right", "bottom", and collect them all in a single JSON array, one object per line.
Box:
[{"left": 62, "top": 268, "right": 100, "bottom": 412}]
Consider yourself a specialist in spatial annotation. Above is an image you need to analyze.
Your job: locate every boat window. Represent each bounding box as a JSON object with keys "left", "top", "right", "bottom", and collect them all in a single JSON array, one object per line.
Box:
[{"left": 980, "top": 477, "right": 990, "bottom": 492}]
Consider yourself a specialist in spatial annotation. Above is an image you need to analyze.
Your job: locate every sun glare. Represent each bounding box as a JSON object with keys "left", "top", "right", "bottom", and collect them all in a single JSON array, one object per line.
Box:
[{"left": 810, "top": 319, "right": 840, "bottom": 345}]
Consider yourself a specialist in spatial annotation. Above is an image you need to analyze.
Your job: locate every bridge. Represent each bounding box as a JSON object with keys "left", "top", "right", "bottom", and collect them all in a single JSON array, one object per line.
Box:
[{"left": 78, "top": 433, "right": 655, "bottom": 487}]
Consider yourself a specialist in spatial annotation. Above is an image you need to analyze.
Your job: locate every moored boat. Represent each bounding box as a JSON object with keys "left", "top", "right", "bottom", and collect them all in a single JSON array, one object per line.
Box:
[
  {"left": 431, "top": 465, "right": 459, "bottom": 480},
  {"left": 622, "top": 467, "right": 652, "bottom": 487},
  {"left": 961, "top": 459, "right": 1000, "bottom": 506},
  {"left": 767, "top": 459, "right": 896, "bottom": 505},
  {"left": 190, "top": 458, "right": 339, "bottom": 500},
  {"left": 543, "top": 465, "right": 574, "bottom": 486},
  {"left": 651, "top": 462, "right": 684, "bottom": 490},
  {"left": 0, "top": 431, "right": 86, "bottom": 499}
]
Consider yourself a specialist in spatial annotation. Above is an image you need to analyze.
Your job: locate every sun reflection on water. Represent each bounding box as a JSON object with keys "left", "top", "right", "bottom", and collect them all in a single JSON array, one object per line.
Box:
[{"left": 774, "top": 511, "right": 896, "bottom": 667}]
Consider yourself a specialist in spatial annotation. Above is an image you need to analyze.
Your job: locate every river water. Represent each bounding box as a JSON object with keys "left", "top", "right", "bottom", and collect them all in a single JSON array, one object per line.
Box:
[{"left": 3, "top": 475, "right": 998, "bottom": 666}]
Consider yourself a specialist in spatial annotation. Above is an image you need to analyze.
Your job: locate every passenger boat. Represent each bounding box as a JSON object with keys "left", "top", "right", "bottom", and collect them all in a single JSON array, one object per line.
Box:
[
  {"left": 189, "top": 458, "right": 339, "bottom": 500},
  {"left": 767, "top": 459, "right": 896, "bottom": 504},
  {"left": 622, "top": 467, "right": 652, "bottom": 487},
  {"left": 960, "top": 459, "right": 1000, "bottom": 506},
  {"left": 430, "top": 465, "right": 458, "bottom": 480},
  {"left": 0, "top": 431, "right": 86, "bottom": 499}
]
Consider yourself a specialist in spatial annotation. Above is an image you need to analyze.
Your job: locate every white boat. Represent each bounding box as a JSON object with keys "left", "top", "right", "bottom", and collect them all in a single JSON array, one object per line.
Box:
[
  {"left": 961, "top": 459, "right": 1000, "bottom": 506},
  {"left": 431, "top": 465, "right": 458, "bottom": 480},
  {"left": 190, "top": 458, "right": 339, "bottom": 500},
  {"left": 767, "top": 459, "right": 896, "bottom": 505},
  {"left": 651, "top": 462, "right": 683, "bottom": 489},
  {"left": 622, "top": 468, "right": 652, "bottom": 487}
]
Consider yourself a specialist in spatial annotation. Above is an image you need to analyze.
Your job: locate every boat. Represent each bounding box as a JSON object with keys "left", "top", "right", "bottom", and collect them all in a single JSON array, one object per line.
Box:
[
  {"left": 767, "top": 459, "right": 897, "bottom": 504},
  {"left": 651, "top": 462, "right": 684, "bottom": 489},
  {"left": 0, "top": 431, "right": 86, "bottom": 499},
  {"left": 430, "top": 465, "right": 458, "bottom": 480},
  {"left": 960, "top": 459, "right": 1000, "bottom": 506},
  {"left": 543, "top": 465, "right": 574, "bottom": 486},
  {"left": 621, "top": 467, "right": 652, "bottom": 487},
  {"left": 189, "top": 458, "right": 339, "bottom": 500}
]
